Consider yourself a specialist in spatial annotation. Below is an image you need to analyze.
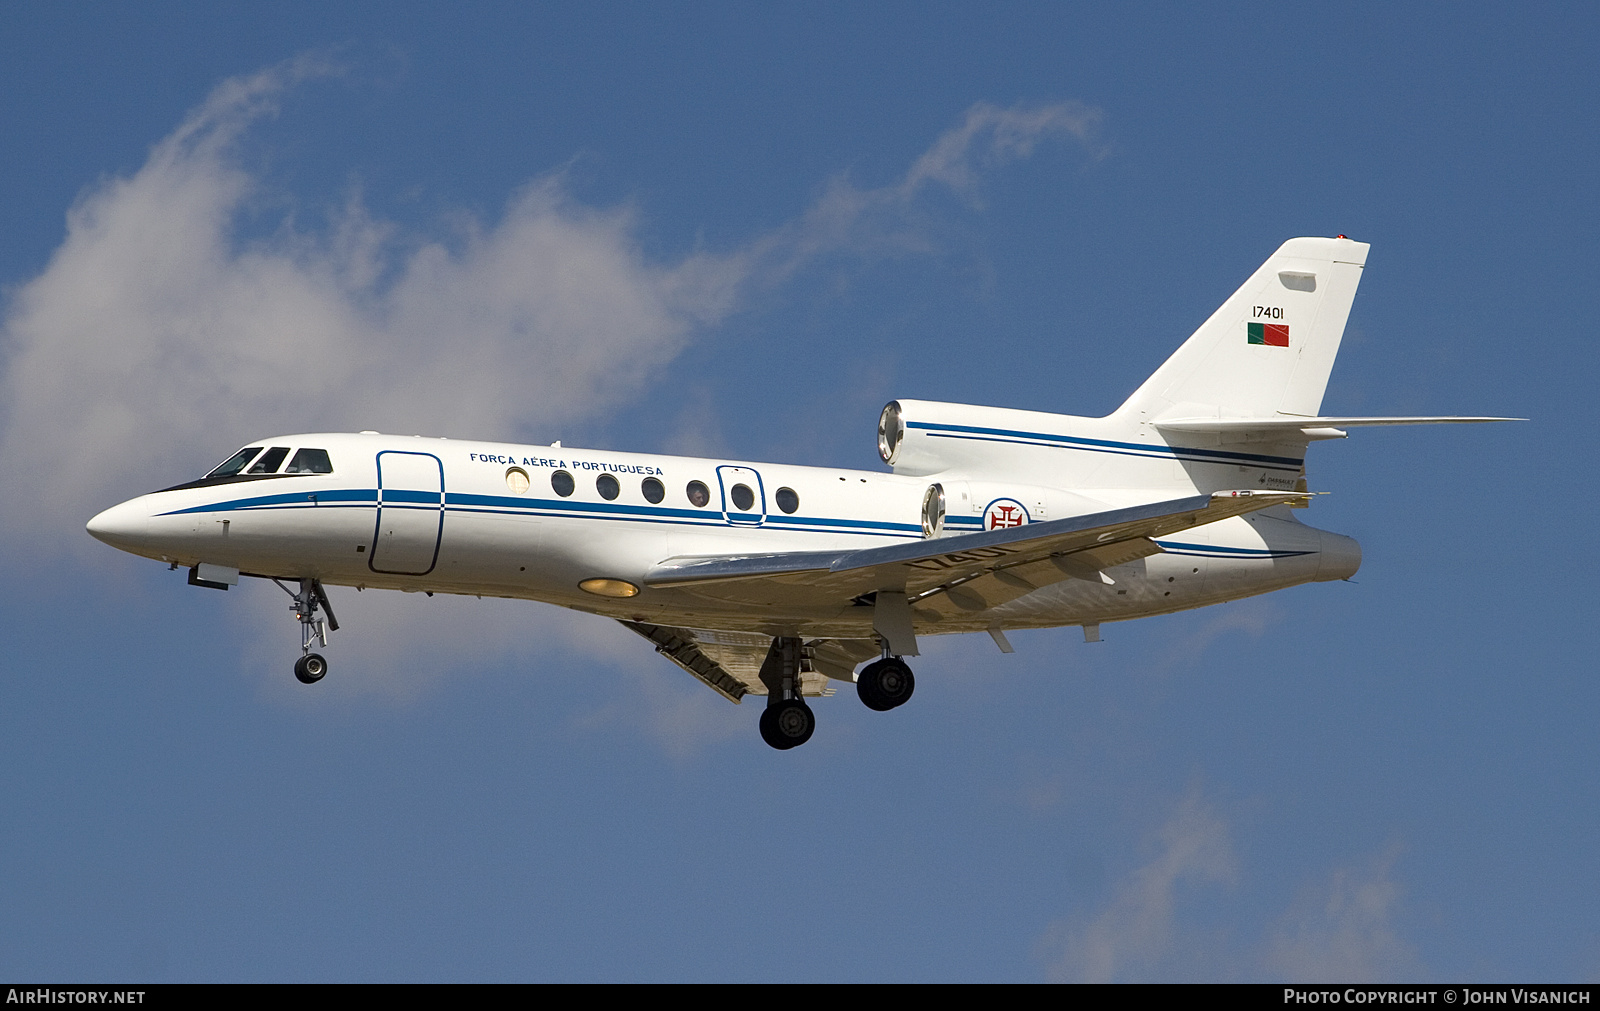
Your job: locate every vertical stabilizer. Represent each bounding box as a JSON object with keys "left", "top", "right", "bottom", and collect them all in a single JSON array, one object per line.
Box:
[{"left": 1115, "top": 237, "right": 1369, "bottom": 422}]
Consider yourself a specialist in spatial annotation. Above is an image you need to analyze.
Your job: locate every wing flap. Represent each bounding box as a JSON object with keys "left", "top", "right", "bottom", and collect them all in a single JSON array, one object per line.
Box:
[
  {"left": 909, "top": 538, "right": 1166, "bottom": 617},
  {"left": 1069, "top": 536, "right": 1167, "bottom": 570},
  {"left": 914, "top": 556, "right": 1072, "bottom": 616},
  {"left": 621, "top": 621, "right": 849, "bottom": 701},
  {"left": 620, "top": 620, "right": 753, "bottom": 703}
]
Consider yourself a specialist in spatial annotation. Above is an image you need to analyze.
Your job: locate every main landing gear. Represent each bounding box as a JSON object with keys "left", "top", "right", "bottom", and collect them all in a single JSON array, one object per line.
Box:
[
  {"left": 856, "top": 655, "right": 915, "bottom": 712},
  {"left": 754, "top": 638, "right": 917, "bottom": 750},
  {"left": 757, "top": 637, "right": 815, "bottom": 750},
  {"left": 273, "top": 577, "right": 339, "bottom": 684}
]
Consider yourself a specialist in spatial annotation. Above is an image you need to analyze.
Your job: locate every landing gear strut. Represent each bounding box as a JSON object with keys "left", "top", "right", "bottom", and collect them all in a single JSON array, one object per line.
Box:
[
  {"left": 274, "top": 577, "right": 339, "bottom": 684},
  {"left": 757, "top": 636, "right": 815, "bottom": 750},
  {"left": 857, "top": 654, "right": 915, "bottom": 711}
]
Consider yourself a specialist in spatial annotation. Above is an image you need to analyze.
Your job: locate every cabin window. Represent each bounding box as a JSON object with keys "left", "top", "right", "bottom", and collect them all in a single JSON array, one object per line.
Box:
[
  {"left": 730, "top": 483, "right": 755, "bottom": 511},
  {"left": 505, "top": 467, "right": 531, "bottom": 494},
  {"left": 686, "top": 481, "right": 710, "bottom": 507},
  {"left": 597, "top": 474, "right": 620, "bottom": 500},
  {"left": 551, "top": 470, "right": 575, "bottom": 497},
  {"left": 284, "top": 448, "right": 333, "bottom": 474},
  {"left": 641, "top": 477, "right": 665, "bottom": 504},
  {"left": 775, "top": 487, "right": 800, "bottom": 514},
  {"left": 247, "top": 447, "right": 291, "bottom": 474},
  {"left": 207, "top": 447, "right": 262, "bottom": 478}
]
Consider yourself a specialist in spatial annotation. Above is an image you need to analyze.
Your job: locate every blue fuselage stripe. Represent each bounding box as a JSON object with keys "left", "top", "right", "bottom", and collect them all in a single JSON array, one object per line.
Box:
[
  {"left": 153, "top": 490, "right": 1317, "bottom": 560},
  {"left": 159, "top": 488, "right": 922, "bottom": 538},
  {"left": 909, "top": 421, "right": 1304, "bottom": 470},
  {"left": 1154, "top": 539, "right": 1313, "bottom": 558}
]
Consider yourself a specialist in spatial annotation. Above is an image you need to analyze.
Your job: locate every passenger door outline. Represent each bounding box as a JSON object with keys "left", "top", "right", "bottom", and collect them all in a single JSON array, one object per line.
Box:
[
  {"left": 370, "top": 451, "right": 445, "bottom": 575},
  {"left": 716, "top": 465, "right": 766, "bottom": 527}
]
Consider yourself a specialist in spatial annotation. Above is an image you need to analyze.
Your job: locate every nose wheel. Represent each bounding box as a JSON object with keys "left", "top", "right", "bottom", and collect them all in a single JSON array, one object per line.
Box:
[
  {"left": 294, "top": 653, "right": 327, "bottom": 684},
  {"left": 274, "top": 577, "right": 339, "bottom": 684}
]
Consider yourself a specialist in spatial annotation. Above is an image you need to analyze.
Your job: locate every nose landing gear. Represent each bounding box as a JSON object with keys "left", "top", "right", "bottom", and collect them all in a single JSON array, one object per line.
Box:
[{"left": 274, "top": 577, "right": 339, "bottom": 684}]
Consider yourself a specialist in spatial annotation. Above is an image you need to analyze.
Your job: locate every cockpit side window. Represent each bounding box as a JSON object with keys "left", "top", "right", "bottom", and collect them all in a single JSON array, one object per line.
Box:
[
  {"left": 207, "top": 447, "right": 263, "bottom": 478},
  {"left": 284, "top": 448, "right": 333, "bottom": 474},
  {"left": 247, "top": 447, "right": 291, "bottom": 474}
]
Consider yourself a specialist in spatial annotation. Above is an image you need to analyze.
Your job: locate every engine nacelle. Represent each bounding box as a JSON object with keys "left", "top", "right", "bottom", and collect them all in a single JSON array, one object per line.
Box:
[
  {"left": 878, "top": 398, "right": 1100, "bottom": 478},
  {"left": 879, "top": 400, "right": 1120, "bottom": 532}
]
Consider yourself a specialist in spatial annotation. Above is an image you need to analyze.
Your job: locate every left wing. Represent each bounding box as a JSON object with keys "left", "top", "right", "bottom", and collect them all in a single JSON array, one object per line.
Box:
[{"left": 646, "top": 490, "right": 1303, "bottom": 610}]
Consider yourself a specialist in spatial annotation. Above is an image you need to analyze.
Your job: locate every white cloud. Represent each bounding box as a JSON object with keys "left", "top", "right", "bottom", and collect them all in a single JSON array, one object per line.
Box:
[
  {"left": 1040, "top": 787, "right": 1236, "bottom": 982},
  {"left": 1146, "top": 598, "right": 1282, "bottom": 681},
  {"left": 0, "top": 62, "right": 1097, "bottom": 565},
  {"left": 761, "top": 101, "right": 1100, "bottom": 279},
  {"left": 1, "top": 58, "right": 1099, "bottom": 735},
  {"left": 902, "top": 101, "right": 1102, "bottom": 197},
  {"left": 0, "top": 58, "right": 743, "bottom": 559},
  {"left": 1037, "top": 789, "right": 1422, "bottom": 982},
  {"left": 1261, "top": 848, "right": 1421, "bottom": 982}
]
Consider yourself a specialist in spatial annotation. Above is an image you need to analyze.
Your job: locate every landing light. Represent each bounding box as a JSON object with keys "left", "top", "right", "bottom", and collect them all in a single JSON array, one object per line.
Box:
[{"left": 579, "top": 578, "right": 640, "bottom": 598}]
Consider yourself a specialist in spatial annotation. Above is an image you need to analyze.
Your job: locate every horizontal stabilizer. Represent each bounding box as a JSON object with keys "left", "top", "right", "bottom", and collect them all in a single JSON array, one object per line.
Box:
[{"left": 1155, "top": 415, "right": 1522, "bottom": 434}]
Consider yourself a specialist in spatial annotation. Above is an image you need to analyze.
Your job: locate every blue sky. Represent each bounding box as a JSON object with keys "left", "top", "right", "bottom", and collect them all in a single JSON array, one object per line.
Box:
[{"left": 1, "top": 2, "right": 1594, "bottom": 982}]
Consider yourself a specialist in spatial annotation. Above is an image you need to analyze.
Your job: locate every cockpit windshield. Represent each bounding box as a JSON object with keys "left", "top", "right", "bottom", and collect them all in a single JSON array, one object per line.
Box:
[
  {"left": 206, "top": 447, "right": 262, "bottom": 478},
  {"left": 247, "top": 447, "right": 291, "bottom": 474},
  {"left": 284, "top": 448, "right": 333, "bottom": 474},
  {"left": 168, "top": 444, "right": 333, "bottom": 493}
]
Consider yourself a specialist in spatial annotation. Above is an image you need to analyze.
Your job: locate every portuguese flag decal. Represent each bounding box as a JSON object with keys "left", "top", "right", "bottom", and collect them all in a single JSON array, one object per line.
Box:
[{"left": 1247, "top": 321, "right": 1289, "bottom": 347}]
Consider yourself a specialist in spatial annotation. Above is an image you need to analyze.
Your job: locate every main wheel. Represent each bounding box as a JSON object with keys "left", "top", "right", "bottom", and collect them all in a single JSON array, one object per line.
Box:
[
  {"left": 857, "top": 657, "right": 915, "bottom": 711},
  {"left": 294, "top": 653, "right": 327, "bottom": 684},
  {"left": 759, "top": 699, "right": 815, "bottom": 750}
]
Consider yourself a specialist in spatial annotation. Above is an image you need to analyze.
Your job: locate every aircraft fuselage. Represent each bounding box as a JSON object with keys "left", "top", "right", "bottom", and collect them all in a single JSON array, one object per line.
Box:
[{"left": 88, "top": 431, "right": 1358, "bottom": 640}]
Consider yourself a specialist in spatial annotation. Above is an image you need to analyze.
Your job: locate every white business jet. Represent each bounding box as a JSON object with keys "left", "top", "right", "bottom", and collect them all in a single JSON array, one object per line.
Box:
[{"left": 87, "top": 237, "right": 1513, "bottom": 749}]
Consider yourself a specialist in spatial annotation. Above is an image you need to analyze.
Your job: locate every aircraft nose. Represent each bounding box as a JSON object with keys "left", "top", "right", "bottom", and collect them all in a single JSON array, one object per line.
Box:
[
  {"left": 1315, "top": 529, "right": 1362, "bottom": 582},
  {"left": 86, "top": 498, "right": 154, "bottom": 551}
]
